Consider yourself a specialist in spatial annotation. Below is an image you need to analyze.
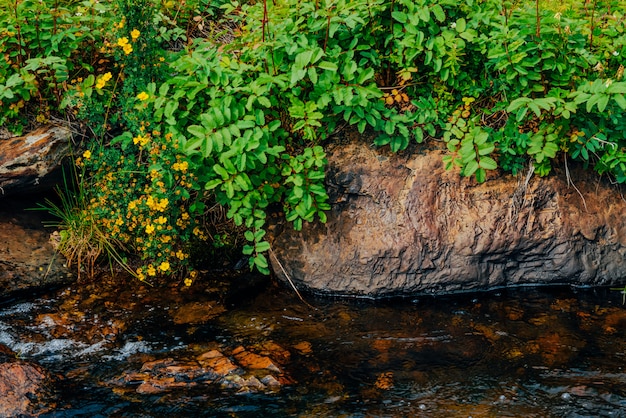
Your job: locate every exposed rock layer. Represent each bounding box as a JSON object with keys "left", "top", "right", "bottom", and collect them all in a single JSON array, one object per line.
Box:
[
  {"left": 0, "top": 124, "right": 72, "bottom": 195},
  {"left": 0, "top": 197, "right": 73, "bottom": 299},
  {"left": 268, "top": 141, "right": 626, "bottom": 297}
]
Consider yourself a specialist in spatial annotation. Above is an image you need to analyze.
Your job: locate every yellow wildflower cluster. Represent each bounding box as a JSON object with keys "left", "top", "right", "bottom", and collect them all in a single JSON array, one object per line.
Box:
[
  {"left": 133, "top": 134, "right": 149, "bottom": 147},
  {"left": 146, "top": 196, "right": 169, "bottom": 212},
  {"left": 79, "top": 127, "right": 204, "bottom": 285},
  {"left": 95, "top": 72, "right": 113, "bottom": 90},
  {"left": 172, "top": 160, "right": 188, "bottom": 173},
  {"left": 117, "top": 37, "right": 133, "bottom": 55}
]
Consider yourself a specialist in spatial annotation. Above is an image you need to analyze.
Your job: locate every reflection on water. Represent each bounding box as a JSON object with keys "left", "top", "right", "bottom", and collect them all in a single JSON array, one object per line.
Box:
[{"left": 1, "top": 277, "right": 626, "bottom": 417}]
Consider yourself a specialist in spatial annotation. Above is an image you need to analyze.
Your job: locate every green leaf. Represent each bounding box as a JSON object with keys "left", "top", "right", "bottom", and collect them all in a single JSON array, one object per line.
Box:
[
  {"left": 464, "top": 159, "right": 479, "bottom": 177},
  {"left": 475, "top": 168, "right": 486, "bottom": 183},
  {"left": 255, "top": 241, "right": 271, "bottom": 252},
  {"left": 214, "top": 164, "right": 229, "bottom": 180},
  {"left": 234, "top": 174, "right": 250, "bottom": 190},
  {"left": 392, "top": 11, "right": 408, "bottom": 23},
  {"left": 187, "top": 125, "right": 206, "bottom": 138},
  {"left": 455, "top": 18, "right": 466, "bottom": 33},
  {"left": 318, "top": 61, "right": 338, "bottom": 71},
  {"left": 597, "top": 95, "right": 610, "bottom": 113},
  {"left": 356, "top": 68, "right": 375, "bottom": 84},
  {"left": 254, "top": 253, "right": 269, "bottom": 270},
  {"left": 205, "top": 179, "right": 223, "bottom": 190},
  {"left": 257, "top": 96, "right": 271, "bottom": 107},
  {"left": 479, "top": 156, "right": 498, "bottom": 170},
  {"left": 432, "top": 4, "right": 445, "bottom": 22},
  {"left": 225, "top": 181, "right": 234, "bottom": 198},
  {"left": 183, "top": 136, "right": 203, "bottom": 154},
  {"left": 614, "top": 95, "right": 626, "bottom": 110}
]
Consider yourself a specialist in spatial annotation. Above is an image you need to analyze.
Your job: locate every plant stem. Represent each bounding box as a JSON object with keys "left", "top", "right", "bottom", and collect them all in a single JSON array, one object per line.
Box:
[{"left": 535, "top": 0, "right": 541, "bottom": 38}]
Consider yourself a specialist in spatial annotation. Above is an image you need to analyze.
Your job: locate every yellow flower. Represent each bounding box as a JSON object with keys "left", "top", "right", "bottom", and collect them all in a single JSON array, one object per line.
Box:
[
  {"left": 157, "top": 198, "right": 169, "bottom": 211},
  {"left": 83, "top": 150, "right": 92, "bottom": 159},
  {"left": 133, "top": 134, "right": 149, "bottom": 147},
  {"left": 145, "top": 223, "right": 155, "bottom": 234},
  {"left": 156, "top": 216, "right": 167, "bottom": 224},
  {"left": 131, "top": 29, "right": 140, "bottom": 40},
  {"left": 184, "top": 278, "right": 192, "bottom": 287},
  {"left": 117, "top": 37, "right": 129, "bottom": 47},
  {"left": 147, "top": 265, "right": 156, "bottom": 276},
  {"left": 123, "top": 44, "right": 133, "bottom": 55},
  {"left": 136, "top": 91, "right": 149, "bottom": 101},
  {"left": 159, "top": 261, "right": 170, "bottom": 272},
  {"left": 172, "top": 160, "right": 189, "bottom": 173}
]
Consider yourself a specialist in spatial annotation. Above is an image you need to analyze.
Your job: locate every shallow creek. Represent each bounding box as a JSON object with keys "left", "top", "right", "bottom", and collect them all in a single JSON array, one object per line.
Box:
[{"left": 1, "top": 274, "right": 626, "bottom": 417}]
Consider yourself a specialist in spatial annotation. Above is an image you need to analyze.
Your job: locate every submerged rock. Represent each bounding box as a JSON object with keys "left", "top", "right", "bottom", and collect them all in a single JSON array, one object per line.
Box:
[
  {"left": 109, "top": 344, "right": 290, "bottom": 395},
  {"left": 268, "top": 140, "right": 626, "bottom": 297}
]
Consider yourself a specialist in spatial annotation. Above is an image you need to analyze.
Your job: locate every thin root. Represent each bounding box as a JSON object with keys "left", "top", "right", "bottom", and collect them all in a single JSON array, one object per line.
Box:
[
  {"left": 564, "top": 154, "right": 588, "bottom": 212},
  {"left": 269, "top": 246, "right": 316, "bottom": 310}
]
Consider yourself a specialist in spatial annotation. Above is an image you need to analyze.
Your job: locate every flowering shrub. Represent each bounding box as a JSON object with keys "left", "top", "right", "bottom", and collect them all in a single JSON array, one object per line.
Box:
[{"left": 78, "top": 126, "right": 203, "bottom": 283}]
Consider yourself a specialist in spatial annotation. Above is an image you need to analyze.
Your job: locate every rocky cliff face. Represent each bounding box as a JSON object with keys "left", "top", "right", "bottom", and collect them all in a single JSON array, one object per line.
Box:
[
  {"left": 268, "top": 140, "right": 626, "bottom": 297},
  {"left": 0, "top": 125, "right": 73, "bottom": 299},
  {"left": 0, "top": 124, "right": 71, "bottom": 195},
  {"left": 0, "top": 197, "right": 73, "bottom": 299}
]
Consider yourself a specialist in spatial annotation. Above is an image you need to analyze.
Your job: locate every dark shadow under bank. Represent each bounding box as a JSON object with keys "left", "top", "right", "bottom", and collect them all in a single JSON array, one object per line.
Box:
[{"left": 286, "top": 279, "right": 626, "bottom": 304}]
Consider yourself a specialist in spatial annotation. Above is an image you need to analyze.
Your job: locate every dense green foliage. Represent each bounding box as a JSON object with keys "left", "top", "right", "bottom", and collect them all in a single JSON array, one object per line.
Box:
[{"left": 1, "top": 0, "right": 625, "bottom": 281}]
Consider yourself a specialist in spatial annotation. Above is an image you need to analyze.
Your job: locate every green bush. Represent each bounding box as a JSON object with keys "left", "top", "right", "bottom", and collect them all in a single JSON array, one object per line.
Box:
[{"left": 2, "top": 0, "right": 625, "bottom": 282}]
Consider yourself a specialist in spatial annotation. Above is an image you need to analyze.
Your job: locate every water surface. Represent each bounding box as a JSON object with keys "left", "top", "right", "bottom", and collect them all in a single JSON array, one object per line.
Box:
[{"left": 1, "top": 277, "right": 626, "bottom": 417}]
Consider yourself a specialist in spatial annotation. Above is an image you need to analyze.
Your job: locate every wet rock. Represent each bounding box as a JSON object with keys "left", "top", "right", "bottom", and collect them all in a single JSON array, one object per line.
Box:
[
  {"left": 0, "top": 358, "right": 56, "bottom": 417},
  {"left": 0, "top": 124, "right": 72, "bottom": 195},
  {"left": 293, "top": 341, "right": 313, "bottom": 355},
  {"left": 260, "top": 374, "right": 281, "bottom": 387},
  {"left": 0, "top": 215, "right": 73, "bottom": 300},
  {"left": 268, "top": 139, "right": 626, "bottom": 297},
  {"left": 110, "top": 345, "right": 289, "bottom": 395},
  {"left": 197, "top": 350, "right": 239, "bottom": 376},
  {"left": 374, "top": 371, "right": 394, "bottom": 390},
  {"left": 170, "top": 301, "right": 226, "bottom": 325},
  {"left": 113, "top": 358, "right": 216, "bottom": 395},
  {"left": 258, "top": 341, "right": 291, "bottom": 364},
  {"left": 232, "top": 346, "right": 282, "bottom": 373}
]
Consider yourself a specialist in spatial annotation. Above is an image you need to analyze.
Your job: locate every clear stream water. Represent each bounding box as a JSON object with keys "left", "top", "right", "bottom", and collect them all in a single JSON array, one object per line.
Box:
[{"left": 1, "top": 276, "right": 626, "bottom": 417}]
